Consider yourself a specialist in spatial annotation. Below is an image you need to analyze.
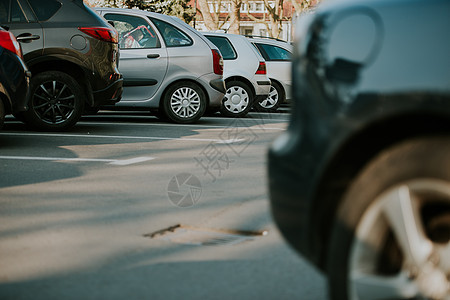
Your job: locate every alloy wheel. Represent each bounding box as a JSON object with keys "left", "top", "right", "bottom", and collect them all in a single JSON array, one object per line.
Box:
[
  {"left": 32, "top": 80, "right": 76, "bottom": 125},
  {"left": 350, "top": 180, "right": 450, "bottom": 299}
]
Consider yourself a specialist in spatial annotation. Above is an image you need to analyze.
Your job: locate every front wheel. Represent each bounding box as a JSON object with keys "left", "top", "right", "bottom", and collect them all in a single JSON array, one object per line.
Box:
[
  {"left": 23, "top": 71, "right": 84, "bottom": 131},
  {"left": 162, "top": 82, "right": 206, "bottom": 124},
  {"left": 327, "top": 137, "right": 450, "bottom": 300},
  {"left": 220, "top": 81, "right": 253, "bottom": 118}
]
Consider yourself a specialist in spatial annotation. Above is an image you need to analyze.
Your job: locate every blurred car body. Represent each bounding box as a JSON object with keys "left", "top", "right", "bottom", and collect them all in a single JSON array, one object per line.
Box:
[
  {"left": 268, "top": 0, "right": 450, "bottom": 299},
  {"left": 203, "top": 32, "right": 271, "bottom": 117},
  {"left": 96, "top": 8, "right": 225, "bottom": 124},
  {"left": 247, "top": 36, "right": 292, "bottom": 112},
  {"left": 1, "top": 0, "right": 123, "bottom": 131},
  {"left": 0, "top": 26, "right": 30, "bottom": 130}
]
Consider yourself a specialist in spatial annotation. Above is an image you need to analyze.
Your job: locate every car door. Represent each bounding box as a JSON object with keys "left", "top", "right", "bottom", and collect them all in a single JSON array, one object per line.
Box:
[
  {"left": 102, "top": 12, "right": 168, "bottom": 102},
  {"left": 1, "top": 0, "right": 44, "bottom": 60}
]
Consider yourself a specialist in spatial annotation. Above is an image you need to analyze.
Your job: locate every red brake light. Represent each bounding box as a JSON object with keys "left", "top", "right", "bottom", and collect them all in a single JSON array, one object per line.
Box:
[
  {"left": 0, "top": 30, "right": 23, "bottom": 58},
  {"left": 255, "top": 61, "right": 266, "bottom": 75},
  {"left": 212, "top": 49, "right": 223, "bottom": 75},
  {"left": 78, "top": 27, "right": 118, "bottom": 44}
]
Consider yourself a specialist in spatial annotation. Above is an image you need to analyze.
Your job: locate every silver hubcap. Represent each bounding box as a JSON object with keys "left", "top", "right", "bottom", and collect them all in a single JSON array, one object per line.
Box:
[
  {"left": 223, "top": 85, "right": 249, "bottom": 113},
  {"left": 350, "top": 179, "right": 450, "bottom": 299},
  {"left": 170, "top": 87, "right": 201, "bottom": 118},
  {"left": 259, "top": 85, "right": 278, "bottom": 109}
]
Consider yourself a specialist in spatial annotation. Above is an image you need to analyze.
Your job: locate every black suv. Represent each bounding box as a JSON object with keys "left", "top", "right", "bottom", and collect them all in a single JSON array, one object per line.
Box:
[
  {"left": 0, "top": 0, "right": 123, "bottom": 131},
  {"left": 269, "top": 0, "right": 450, "bottom": 299}
]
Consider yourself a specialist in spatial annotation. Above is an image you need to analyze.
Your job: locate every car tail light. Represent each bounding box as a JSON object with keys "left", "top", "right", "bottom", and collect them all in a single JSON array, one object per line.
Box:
[
  {"left": 0, "top": 30, "right": 23, "bottom": 58},
  {"left": 78, "top": 27, "right": 118, "bottom": 44},
  {"left": 255, "top": 61, "right": 267, "bottom": 75},
  {"left": 212, "top": 49, "right": 223, "bottom": 75}
]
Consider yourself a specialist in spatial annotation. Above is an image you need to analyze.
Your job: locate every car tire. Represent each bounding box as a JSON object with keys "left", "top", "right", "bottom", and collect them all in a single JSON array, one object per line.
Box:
[
  {"left": 23, "top": 71, "right": 84, "bottom": 131},
  {"left": 327, "top": 136, "right": 450, "bottom": 300},
  {"left": 220, "top": 81, "right": 253, "bottom": 118},
  {"left": 162, "top": 81, "right": 206, "bottom": 124},
  {"left": 0, "top": 100, "right": 5, "bottom": 130},
  {"left": 254, "top": 81, "right": 283, "bottom": 112}
]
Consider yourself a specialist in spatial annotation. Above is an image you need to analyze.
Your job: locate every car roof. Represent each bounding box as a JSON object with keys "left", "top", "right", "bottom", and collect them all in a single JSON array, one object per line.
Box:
[
  {"left": 246, "top": 37, "right": 293, "bottom": 52},
  {"left": 202, "top": 32, "right": 266, "bottom": 61},
  {"left": 95, "top": 7, "right": 218, "bottom": 50}
]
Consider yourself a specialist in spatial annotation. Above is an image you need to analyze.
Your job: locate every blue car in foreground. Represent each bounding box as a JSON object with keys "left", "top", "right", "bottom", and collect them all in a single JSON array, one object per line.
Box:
[
  {"left": 269, "top": 0, "right": 450, "bottom": 299},
  {"left": 0, "top": 27, "right": 30, "bottom": 130}
]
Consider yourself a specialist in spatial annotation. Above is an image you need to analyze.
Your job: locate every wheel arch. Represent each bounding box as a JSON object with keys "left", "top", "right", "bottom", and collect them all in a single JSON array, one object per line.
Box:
[
  {"left": 159, "top": 79, "right": 210, "bottom": 111},
  {"left": 27, "top": 59, "right": 95, "bottom": 107},
  {"left": 225, "top": 76, "right": 255, "bottom": 98},
  {"left": 311, "top": 111, "right": 450, "bottom": 270}
]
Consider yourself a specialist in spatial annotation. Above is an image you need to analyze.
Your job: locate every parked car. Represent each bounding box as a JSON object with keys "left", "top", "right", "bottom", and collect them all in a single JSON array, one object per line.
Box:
[
  {"left": 203, "top": 32, "right": 271, "bottom": 117},
  {"left": 0, "top": 26, "right": 30, "bottom": 130},
  {"left": 95, "top": 8, "right": 225, "bottom": 124},
  {"left": 1, "top": 0, "right": 123, "bottom": 131},
  {"left": 247, "top": 36, "right": 292, "bottom": 112},
  {"left": 268, "top": 0, "right": 450, "bottom": 299}
]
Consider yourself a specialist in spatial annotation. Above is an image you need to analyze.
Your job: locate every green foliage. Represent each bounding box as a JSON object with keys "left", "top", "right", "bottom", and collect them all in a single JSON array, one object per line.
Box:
[{"left": 124, "top": 0, "right": 196, "bottom": 23}]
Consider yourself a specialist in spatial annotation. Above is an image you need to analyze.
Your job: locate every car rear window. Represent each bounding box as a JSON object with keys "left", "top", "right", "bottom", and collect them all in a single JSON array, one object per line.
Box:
[
  {"left": 149, "top": 18, "right": 192, "bottom": 47},
  {"left": 204, "top": 36, "right": 237, "bottom": 60},
  {"left": 255, "top": 43, "right": 291, "bottom": 61},
  {"left": 27, "top": 0, "right": 61, "bottom": 21}
]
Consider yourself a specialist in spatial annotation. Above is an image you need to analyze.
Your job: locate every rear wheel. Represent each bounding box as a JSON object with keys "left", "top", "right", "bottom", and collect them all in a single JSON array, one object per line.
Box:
[
  {"left": 220, "top": 81, "right": 253, "bottom": 118},
  {"left": 254, "top": 81, "right": 283, "bottom": 112},
  {"left": 23, "top": 71, "right": 84, "bottom": 131},
  {"left": 327, "top": 137, "right": 450, "bottom": 300},
  {"left": 162, "top": 81, "right": 206, "bottom": 124}
]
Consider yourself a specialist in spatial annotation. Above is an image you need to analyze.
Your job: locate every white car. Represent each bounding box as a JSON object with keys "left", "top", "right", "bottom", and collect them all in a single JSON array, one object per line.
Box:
[
  {"left": 203, "top": 32, "right": 271, "bottom": 117},
  {"left": 248, "top": 37, "right": 293, "bottom": 112}
]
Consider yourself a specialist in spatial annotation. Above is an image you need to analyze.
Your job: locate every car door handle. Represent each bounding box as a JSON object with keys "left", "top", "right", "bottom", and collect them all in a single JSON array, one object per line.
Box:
[
  {"left": 147, "top": 54, "right": 160, "bottom": 59},
  {"left": 16, "top": 33, "right": 41, "bottom": 43}
]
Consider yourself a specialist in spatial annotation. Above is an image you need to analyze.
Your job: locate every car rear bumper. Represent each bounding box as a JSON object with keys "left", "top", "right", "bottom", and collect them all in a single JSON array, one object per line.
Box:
[{"left": 92, "top": 77, "right": 123, "bottom": 107}]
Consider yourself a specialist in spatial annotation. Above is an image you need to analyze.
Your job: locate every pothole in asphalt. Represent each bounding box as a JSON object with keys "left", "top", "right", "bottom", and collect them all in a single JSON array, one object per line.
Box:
[{"left": 144, "top": 224, "right": 268, "bottom": 246}]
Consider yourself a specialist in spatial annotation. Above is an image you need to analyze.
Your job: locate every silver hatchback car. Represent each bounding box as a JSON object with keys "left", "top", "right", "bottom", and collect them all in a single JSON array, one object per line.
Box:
[{"left": 95, "top": 8, "right": 225, "bottom": 124}]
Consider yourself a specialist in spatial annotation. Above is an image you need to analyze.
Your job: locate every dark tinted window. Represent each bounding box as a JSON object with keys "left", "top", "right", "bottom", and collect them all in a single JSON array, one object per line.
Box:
[
  {"left": 0, "top": 0, "right": 8, "bottom": 23},
  {"left": 150, "top": 18, "right": 192, "bottom": 47},
  {"left": 10, "top": 0, "right": 27, "bottom": 23},
  {"left": 27, "top": 0, "right": 61, "bottom": 21},
  {"left": 255, "top": 43, "right": 291, "bottom": 61},
  {"left": 205, "top": 36, "right": 237, "bottom": 60}
]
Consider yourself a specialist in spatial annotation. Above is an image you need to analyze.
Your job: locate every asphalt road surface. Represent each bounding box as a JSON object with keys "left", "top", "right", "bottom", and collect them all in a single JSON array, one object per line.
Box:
[{"left": 0, "top": 110, "right": 327, "bottom": 300}]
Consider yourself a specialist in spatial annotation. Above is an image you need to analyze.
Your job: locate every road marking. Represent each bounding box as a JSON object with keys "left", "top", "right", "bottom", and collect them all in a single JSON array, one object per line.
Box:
[
  {"left": 0, "top": 132, "right": 245, "bottom": 144},
  {"left": 78, "top": 121, "right": 288, "bottom": 131},
  {"left": 0, "top": 155, "right": 155, "bottom": 165}
]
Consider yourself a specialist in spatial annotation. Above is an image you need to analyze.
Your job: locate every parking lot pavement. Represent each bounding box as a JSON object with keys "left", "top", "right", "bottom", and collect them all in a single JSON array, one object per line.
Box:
[{"left": 0, "top": 111, "right": 327, "bottom": 300}]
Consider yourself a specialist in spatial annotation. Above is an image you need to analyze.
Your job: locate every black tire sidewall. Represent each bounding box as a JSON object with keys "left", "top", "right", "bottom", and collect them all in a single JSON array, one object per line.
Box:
[
  {"left": 327, "top": 136, "right": 450, "bottom": 300},
  {"left": 162, "top": 82, "right": 206, "bottom": 124},
  {"left": 220, "top": 80, "right": 253, "bottom": 118},
  {"left": 254, "top": 81, "right": 283, "bottom": 112},
  {"left": 24, "top": 71, "right": 84, "bottom": 131},
  {"left": 0, "top": 100, "right": 5, "bottom": 130}
]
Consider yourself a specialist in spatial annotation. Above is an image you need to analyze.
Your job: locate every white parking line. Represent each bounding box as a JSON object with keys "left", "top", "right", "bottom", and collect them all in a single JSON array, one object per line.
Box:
[
  {"left": 0, "top": 132, "right": 245, "bottom": 144},
  {"left": 78, "top": 121, "right": 288, "bottom": 131},
  {"left": 0, "top": 155, "right": 155, "bottom": 165}
]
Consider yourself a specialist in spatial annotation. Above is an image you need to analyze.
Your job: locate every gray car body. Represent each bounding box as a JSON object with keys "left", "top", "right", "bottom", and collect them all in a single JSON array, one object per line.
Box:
[{"left": 96, "top": 8, "right": 225, "bottom": 111}]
